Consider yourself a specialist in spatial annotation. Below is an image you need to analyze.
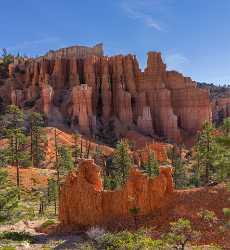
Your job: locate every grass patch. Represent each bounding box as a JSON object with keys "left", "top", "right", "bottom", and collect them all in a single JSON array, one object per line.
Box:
[
  {"left": 0, "top": 247, "right": 16, "bottom": 250},
  {"left": 41, "top": 219, "right": 56, "bottom": 229},
  {"left": 0, "top": 231, "right": 36, "bottom": 244}
]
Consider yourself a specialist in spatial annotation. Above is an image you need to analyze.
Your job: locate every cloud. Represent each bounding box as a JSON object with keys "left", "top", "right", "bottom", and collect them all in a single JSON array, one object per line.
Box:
[
  {"left": 164, "top": 53, "right": 190, "bottom": 71},
  {"left": 120, "top": 0, "right": 164, "bottom": 31}
]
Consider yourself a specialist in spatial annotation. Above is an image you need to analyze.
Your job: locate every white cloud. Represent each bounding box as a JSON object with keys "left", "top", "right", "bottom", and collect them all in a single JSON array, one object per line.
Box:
[
  {"left": 164, "top": 53, "right": 190, "bottom": 71},
  {"left": 120, "top": 0, "right": 164, "bottom": 31}
]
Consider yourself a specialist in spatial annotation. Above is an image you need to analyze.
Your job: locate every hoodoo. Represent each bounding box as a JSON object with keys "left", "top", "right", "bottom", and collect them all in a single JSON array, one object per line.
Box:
[{"left": 0, "top": 44, "right": 212, "bottom": 144}]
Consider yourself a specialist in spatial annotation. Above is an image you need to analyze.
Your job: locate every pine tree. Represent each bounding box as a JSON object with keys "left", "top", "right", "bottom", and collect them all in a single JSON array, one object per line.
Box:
[
  {"left": 47, "top": 178, "right": 58, "bottom": 214},
  {"left": 142, "top": 149, "right": 159, "bottom": 177},
  {"left": 1, "top": 105, "right": 30, "bottom": 197},
  {"left": 112, "top": 139, "right": 132, "bottom": 185},
  {"left": 0, "top": 149, "right": 8, "bottom": 167},
  {"left": 57, "top": 145, "right": 74, "bottom": 179},
  {"left": 195, "top": 121, "right": 218, "bottom": 184},
  {"left": 72, "top": 132, "right": 81, "bottom": 166},
  {"left": 28, "top": 112, "right": 47, "bottom": 167},
  {"left": 0, "top": 49, "right": 14, "bottom": 79},
  {"left": 0, "top": 169, "right": 19, "bottom": 222},
  {"left": 222, "top": 117, "right": 230, "bottom": 136},
  {"left": 213, "top": 118, "right": 230, "bottom": 181},
  {"left": 167, "top": 144, "right": 187, "bottom": 188}
]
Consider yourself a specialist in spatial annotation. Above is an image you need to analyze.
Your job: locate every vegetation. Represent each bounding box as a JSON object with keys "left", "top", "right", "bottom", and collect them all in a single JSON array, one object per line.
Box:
[
  {"left": 57, "top": 145, "right": 74, "bottom": 179},
  {"left": 28, "top": 112, "right": 47, "bottom": 167},
  {"left": 0, "top": 105, "right": 29, "bottom": 196},
  {"left": 167, "top": 145, "right": 187, "bottom": 188},
  {"left": 197, "top": 210, "right": 218, "bottom": 226},
  {"left": 0, "top": 49, "right": 14, "bottom": 79},
  {"left": 0, "top": 169, "right": 19, "bottom": 222},
  {"left": 142, "top": 148, "right": 159, "bottom": 177},
  {"left": 96, "top": 230, "right": 166, "bottom": 250},
  {"left": 0, "top": 231, "right": 36, "bottom": 244},
  {"left": 104, "top": 139, "right": 132, "bottom": 190},
  {"left": 0, "top": 104, "right": 229, "bottom": 249},
  {"left": 164, "top": 218, "right": 200, "bottom": 250}
]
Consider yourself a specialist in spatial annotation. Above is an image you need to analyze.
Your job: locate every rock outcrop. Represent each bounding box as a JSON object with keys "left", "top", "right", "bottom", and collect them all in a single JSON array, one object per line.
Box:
[
  {"left": 212, "top": 97, "right": 230, "bottom": 124},
  {"left": 59, "top": 159, "right": 174, "bottom": 229},
  {"left": 2, "top": 44, "right": 212, "bottom": 144}
]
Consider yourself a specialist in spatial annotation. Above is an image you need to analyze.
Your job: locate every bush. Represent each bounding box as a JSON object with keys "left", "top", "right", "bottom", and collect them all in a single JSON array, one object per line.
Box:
[
  {"left": 223, "top": 208, "right": 230, "bottom": 218},
  {"left": 192, "top": 245, "right": 223, "bottom": 250},
  {"left": 41, "top": 219, "right": 56, "bottom": 229},
  {"left": 164, "top": 218, "right": 200, "bottom": 250},
  {"left": 97, "top": 230, "right": 166, "bottom": 250},
  {"left": 0, "top": 231, "right": 36, "bottom": 244},
  {"left": 78, "top": 242, "right": 96, "bottom": 250},
  {"left": 0, "top": 246, "right": 16, "bottom": 250},
  {"left": 197, "top": 210, "right": 218, "bottom": 225}
]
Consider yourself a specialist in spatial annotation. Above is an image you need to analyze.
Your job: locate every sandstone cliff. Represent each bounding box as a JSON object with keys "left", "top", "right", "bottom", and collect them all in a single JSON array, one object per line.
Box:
[
  {"left": 59, "top": 159, "right": 174, "bottom": 229},
  {"left": 0, "top": 44, "right": 212, "bottom": 144}
]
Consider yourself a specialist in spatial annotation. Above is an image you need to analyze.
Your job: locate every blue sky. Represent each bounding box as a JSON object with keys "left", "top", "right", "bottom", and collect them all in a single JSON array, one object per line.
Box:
[{"left": 1, "top": 0, "right": 230, "bottom": 84}]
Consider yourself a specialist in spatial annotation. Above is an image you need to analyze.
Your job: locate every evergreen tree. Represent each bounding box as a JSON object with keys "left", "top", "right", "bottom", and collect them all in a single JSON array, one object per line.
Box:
[
  {"left": 112, "top": 139, "right": 132, "bottom": 186},
  {"left": 222, "top": 117, "right": 230, "bottom": 136},
  {"left": 142, "top": 149, "right": 159, "bottom": 177},
  {"left": 72, "top": 132, "right": 81, "bottom": 166},
  {"left": 28, "top": 112, "right": 47, "bottom": 167},
  {"left": 0, "top": 169, "right": 19, "bottom": 222},
  {"left": 94, "top": 145, "right": 103, "bottom": 165},
  {"left": 0, "top": 149, "right": 8, "bottom": 167},
  {"left": 195, "top": 121, "right": 218, "bottom": 184},
  {"left": 164, "top": 218, "right": 200, "bottom": 250},
  {"left": 47, "top": 178, "right": 58, "bottom": 214},
  {"left": 213, "top": 118, "right": 230, "bottom": 181},
  {"left": 0, "top": 49, "right": 14, "bottom": 79},
  {"left": 167, "top": 145, "right": 187, "bottom": 188},
  {"left": 1, "top": 105, "right": 30, "bottom": 196},
  {"left": 57, "top": 145, "right": 74, "bottom": 179}
]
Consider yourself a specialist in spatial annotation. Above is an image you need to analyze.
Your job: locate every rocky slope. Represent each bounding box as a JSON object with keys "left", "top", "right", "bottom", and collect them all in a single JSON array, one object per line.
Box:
[
  {"left": 198, "top": 82, "right": 230, "bottom": 125},
  {"left": 0, "top": 44, "right": 214, "bottom": 145}
]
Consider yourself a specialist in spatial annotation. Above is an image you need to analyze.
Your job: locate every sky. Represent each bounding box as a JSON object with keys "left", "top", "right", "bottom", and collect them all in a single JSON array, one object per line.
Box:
[{"left": 0, "top": 0, "right": 230, "bottom": 84}]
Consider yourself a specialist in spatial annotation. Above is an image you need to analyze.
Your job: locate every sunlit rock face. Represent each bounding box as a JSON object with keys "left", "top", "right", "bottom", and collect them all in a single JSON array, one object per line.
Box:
[
  {"left": 4, "top": 44, "right": 212, "bottom": 143},
  {"left": 212, "top": 97, "right": 230, "bottom": 124},
  {"left": 59, "top": 159, "right": 174, "bottom": 229}
]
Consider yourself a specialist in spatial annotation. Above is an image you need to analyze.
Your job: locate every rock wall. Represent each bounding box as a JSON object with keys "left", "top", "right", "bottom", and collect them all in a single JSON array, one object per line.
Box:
[
  {"left": 3, "top": 45, "right": 212, "bottom": 143},
  {"left": 44, "top": 43, "right": 104, "bottom": 59},
  {"left": 212, "top": 97, "right": 230, "bottom": 124},
  {"left": 59, "top": 159, "right": 174, "bottom": 229}
]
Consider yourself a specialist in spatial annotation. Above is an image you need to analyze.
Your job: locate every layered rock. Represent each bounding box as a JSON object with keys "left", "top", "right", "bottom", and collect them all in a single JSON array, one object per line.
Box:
[
  {"left": 59, "top": 159, "right": 174, "bottom": 228},
  {"left": 212, "top": 97, "right": 230, "bottom": 124},
  {"left": 3, "top": 44, "right": 212, "bottom": 143},
  {"left": 71, "top": 84, "right": 94, "bottom": 135},
  {"left": 44, "top": 43, "right": 104, "bottom": 59}
]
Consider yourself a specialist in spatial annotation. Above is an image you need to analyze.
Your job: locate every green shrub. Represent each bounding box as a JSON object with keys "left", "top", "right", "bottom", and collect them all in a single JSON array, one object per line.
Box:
[
  {"left": 78, "top": 242, "right": 96, "bottom": 250},
  {"left": 97, "top": 230, "right": 166, "bottom": 250},
  {"left": 164, "top": 218, "right": 200, "bottom": 250},
  {"left": 0, "top": 246, "right": 16, "bottom": 250},
  {"left": 197, "top": 210, "right": 218, "bottom": 225},
  {"left": 41, "top": 219, "right": 56, "bottom": 229},
  {"left": 192, "top": 245, "right": 222, "bottom": 250},
  {"left": 0, "top": 231, "right": 36, "bottom": 243},
  {"left": 223, "top": 208, "right": 230, "bottom": 218}
]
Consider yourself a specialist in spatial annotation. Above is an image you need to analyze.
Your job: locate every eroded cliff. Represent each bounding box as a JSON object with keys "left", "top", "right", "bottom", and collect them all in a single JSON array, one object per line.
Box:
[
  {"left": 0, "top": 44, "right": 212, "bottom": 144},
  {"left": 59, "top": 159, "right": 174, "bottom": 229}
]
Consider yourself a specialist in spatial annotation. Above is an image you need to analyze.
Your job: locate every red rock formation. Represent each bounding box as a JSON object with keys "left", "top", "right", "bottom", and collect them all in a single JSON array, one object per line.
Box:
[
  {"left": 45, "top": 43, "right": 103, "bottom": 59},
  {"left": 3, "top": 44, "right": 212, "bottom": 144},
  {"left": 71, "top": 84, "right": 94, "bottom": 135},
  {"left": 212, "top": 97, "right": 230, "bottom": 123},
  {"left": 59, "top": 159, "right": 174, "bottom": 229}
]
